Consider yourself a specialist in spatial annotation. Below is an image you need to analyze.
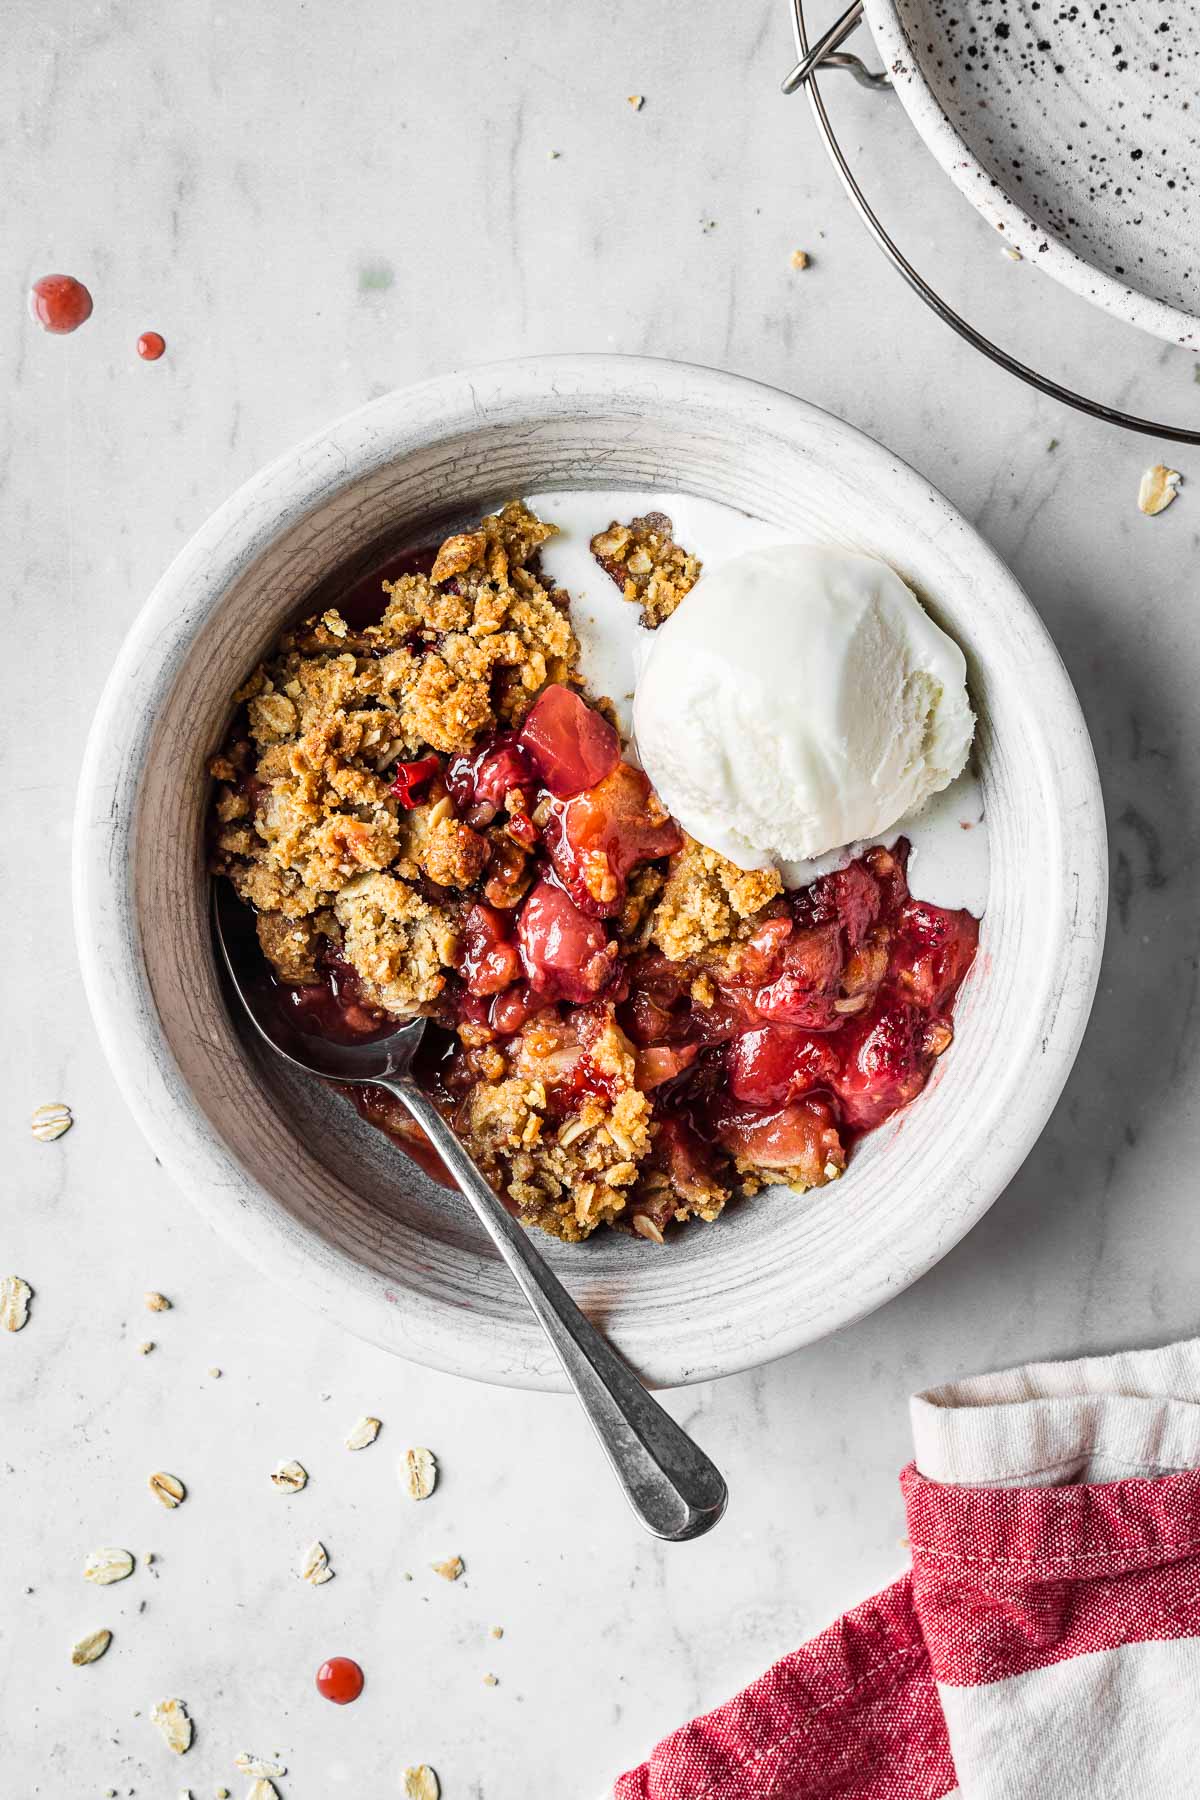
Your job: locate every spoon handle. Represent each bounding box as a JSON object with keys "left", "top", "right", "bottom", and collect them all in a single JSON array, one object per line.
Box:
[{"left": 380, "top": 1079, "right": 727, "bottom": 1542}]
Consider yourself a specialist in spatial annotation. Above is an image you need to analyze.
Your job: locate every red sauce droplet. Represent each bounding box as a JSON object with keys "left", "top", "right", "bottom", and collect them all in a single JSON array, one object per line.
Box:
[
  {"left": 29, "top": 274, "right": 93, "bottom": 335},
  {"left": 137, "top": 330, "right": 166, "bottom": 361},
  {"left": 316, "top": 1656, "right": 364, "bottom": 1704}
]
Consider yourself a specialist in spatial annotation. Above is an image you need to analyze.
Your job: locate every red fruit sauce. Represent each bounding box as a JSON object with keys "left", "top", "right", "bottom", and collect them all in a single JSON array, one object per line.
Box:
[
  {"left": 137, "top": 330, "right": 166, "bottom": 360},
  {"left": 29, "top": 274, "right": 93, "bottom": 334},
  {"left": 316, "top": 1656, "right": 364, "bottom": 1704}
]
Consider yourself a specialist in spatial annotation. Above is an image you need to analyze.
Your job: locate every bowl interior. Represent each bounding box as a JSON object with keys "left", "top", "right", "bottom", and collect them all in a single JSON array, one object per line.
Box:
[{"left": 78, "top": 360, "right": 1106, "bottom": 1388}]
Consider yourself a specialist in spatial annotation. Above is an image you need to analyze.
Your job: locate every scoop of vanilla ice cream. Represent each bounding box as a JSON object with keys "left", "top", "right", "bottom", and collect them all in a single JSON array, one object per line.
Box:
[{"left": 631, "top": 544, "right": 974, "bottom": 871}]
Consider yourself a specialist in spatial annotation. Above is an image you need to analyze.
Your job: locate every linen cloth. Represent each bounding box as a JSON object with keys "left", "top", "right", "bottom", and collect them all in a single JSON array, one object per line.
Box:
[{"left": 612, "top": 1335, "right": 1200, "bottom": 1799}]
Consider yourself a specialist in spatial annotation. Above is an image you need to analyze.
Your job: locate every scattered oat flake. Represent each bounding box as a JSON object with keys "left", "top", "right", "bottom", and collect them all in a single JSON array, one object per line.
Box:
[
  {"left": 271, "top": 1459, "right": 308, "bottom": 1493},
  {"left": 432, "top": 1555, "right": 463, "bottom": 1581},
  {"left": 31, "top": 1101, "right": 72, "bottom": 1141},
  {"left": 483, "top": 1672, "right": 499, "bottom": 1687},
  {"left": 151, "top": 1697, "right": 193, "bottom": 1754},
  {"left": 216, "top": 1790, "right": 230, "bottom": 1798},
  {"left": 1, "top": 1275, "right": 32, "bottom": 1332},
  {"left": 403, "top": 1768, "right": 440, "bottom": 1800},
  {"left": 345, "top": 1415, "right": 381, "bottom": 1451},
  {"left": 1138, "top": 463, "right": 1183, "bottom": 516},
  {"left": 208, "top": 1367, "right": 222, "bottom": 1378},
  {"left": 71, "top": 1627, "right": 112, "bottom": 1665},
  {"left": 138, "top": 1341, "right": 155, "bottom": 1355},
  {"left": 299, "top": 1539, "right": 334, "bottom": 1584},
  {"left": 246, "top": 1783, "right": 279, "bottom": 1800},
  {"left": 405, "top": 1447, "right": 437, "bottom": 1499},
  {"left": 145, "top": 1291, "right": 172, "bottom": 1311},
  {"left": 1001, "top": 244, "right": 1023, "bottom": 261},
  {"left": 790, "top": 249, "right": 809, "bottom": 270},
  {"left": 84, "top": 1547, "right": 135, "bottom": 1586},
  {"left": 149, "top": 1471, "right": 186, "bottom": 1508},
  {"left": 235, "top": 1753, "right": 287, "bottom": 1778},
  {"left": 627, "top": 93, "right": 644, "bottom": 109},
  {"left": 490, "top": 1625, "right": 504, "bottom": 1639}
]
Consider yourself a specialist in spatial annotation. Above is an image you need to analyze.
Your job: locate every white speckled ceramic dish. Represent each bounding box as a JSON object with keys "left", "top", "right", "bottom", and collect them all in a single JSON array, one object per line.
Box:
[
  {"left": 73, "top": 356, "right": 1107, "bottom": 1390},
  {"left": 864, "top": 0, "right": 1200, "bottom": 349}
]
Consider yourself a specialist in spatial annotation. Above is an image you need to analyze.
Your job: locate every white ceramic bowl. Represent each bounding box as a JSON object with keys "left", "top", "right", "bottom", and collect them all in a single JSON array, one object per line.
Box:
[{"left": 73, "top": 356, "right": 1107, "bottom": 1391}]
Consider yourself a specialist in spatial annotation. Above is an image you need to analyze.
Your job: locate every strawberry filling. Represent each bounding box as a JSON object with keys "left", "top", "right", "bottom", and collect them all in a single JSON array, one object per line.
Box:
[
  {"left": 518, "top": 683, "right": 621, "bottom": 798},
  {"left": 712, "top": 1094, "right": 846, "bottom": 1185},
  {"left": 445, "top": 735, "right": 537, "bottom": 819},
  {"left": 623, "top": 839, "right": 977, "bottom": 1164},
  {"left": 727, "top": 1024, "right": 841, "bottom": 1108},
  {"left": 542, "top": 762, "right": 684, "bottom": 916},
  {"left": 516, "top": 878, "right": 619, "bottom": 1002},
  {"left": 750, "top": 922, "right": 844, "bottom": 1029},
  {"left": 457, "top": 904, "right": 522, "bottom": 997}
]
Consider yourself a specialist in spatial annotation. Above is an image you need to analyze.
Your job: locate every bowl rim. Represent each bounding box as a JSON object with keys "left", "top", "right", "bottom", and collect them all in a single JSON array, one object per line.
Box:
[
  {"left": 862, "top": 0, "right": 1200, "bottom": 352},
  {"left": 72, "top": 353, "right": 1108, "bottom": 1389}
]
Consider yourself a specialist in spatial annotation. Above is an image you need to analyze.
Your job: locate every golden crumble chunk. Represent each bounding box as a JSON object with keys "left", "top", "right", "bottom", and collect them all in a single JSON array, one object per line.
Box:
[
  {"left": 414, "top": 812, "right": 490, "bottom": 890},
  {"left": 651, "top": 837, "right": 782, "bottom": 962},
  {"left": 256, "top": 911, "right": 331, "bottom": 985},
  {"left": 333, "top": 873, "right": 457, "bottom": 1016},
  {"left": 591, "top": 512, "right": 702, "bottom": 627}
]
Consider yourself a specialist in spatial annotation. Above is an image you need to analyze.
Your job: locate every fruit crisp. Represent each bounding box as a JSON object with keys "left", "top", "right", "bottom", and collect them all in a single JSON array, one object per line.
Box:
[{"left": 209, "top": 500, "right": 978, "bottom": 1243}]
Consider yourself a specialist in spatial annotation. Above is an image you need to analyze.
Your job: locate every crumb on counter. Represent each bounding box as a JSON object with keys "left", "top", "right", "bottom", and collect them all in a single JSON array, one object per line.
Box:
[
  {"left": 1138, "top": 463, "right": 1183, "bottom": 516},
  {"left": 31, "top": 1101, "right": 72, "bottom": 1141}
]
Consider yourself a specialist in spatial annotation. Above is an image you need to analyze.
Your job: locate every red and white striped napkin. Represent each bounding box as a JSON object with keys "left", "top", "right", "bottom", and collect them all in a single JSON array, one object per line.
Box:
[{"left": 612, "top": 1334, "right": 1200, "bottom": 1798}]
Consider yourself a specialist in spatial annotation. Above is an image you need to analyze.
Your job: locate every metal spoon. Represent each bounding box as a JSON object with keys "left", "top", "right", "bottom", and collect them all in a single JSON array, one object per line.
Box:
[{"left": 212, "top": 883, "right": 727, "bottom": 1542}]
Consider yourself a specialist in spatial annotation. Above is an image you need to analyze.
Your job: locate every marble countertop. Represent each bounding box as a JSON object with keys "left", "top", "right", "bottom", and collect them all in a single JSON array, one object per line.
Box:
[{"left": 7, "top": 1, "right": 1200, "bottom": 1795}]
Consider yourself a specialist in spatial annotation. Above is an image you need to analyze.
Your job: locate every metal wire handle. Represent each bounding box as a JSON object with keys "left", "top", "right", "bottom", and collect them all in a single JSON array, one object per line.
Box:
[{"left": 786, "top": 0, "right": 1200, "bottom": 444}]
